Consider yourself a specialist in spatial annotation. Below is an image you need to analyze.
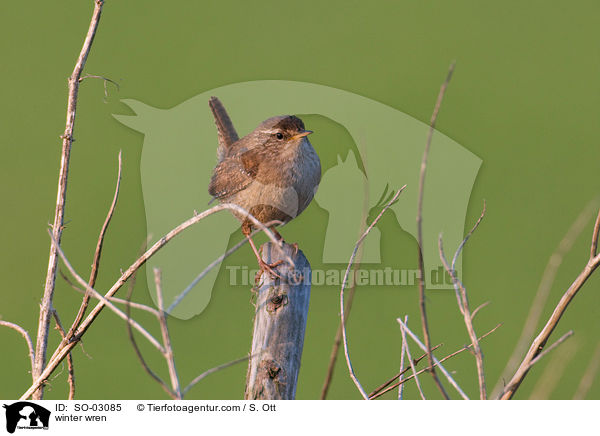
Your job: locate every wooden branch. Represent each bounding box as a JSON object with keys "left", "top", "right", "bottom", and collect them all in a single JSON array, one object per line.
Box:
[
  {"left": 0, "top": 320, "right": 35, "bottom": 380},
  {"left": 493, "top": 199, "right": 599, "bottom": 397},
  {"left": 245, "top": 242, "right": 311, "bottom": 400},
  {"left": 369, "top": 324, "right": 501, "bottom": 400},
  {"left": 399, "top": 318, "right": 426, "bottom": 399},
  {"left": 69, "top": 151, "right": 122, "bottom": 336},
  {"left": 34, "top": 0, "right": 105, "bottom": 400},
  {"left": 22, "top": 203, "right": 283, "bottom": 399},
  {"left": 499, "top": 208, "right": 600, "bottom": 400},
  {"left": 124, "top": 269, "right": 176, "bottom": 400},
  {"left": 154, "top": 268, "right": 182, "bottom": 399},
  {"left": 415, "top": 62, "right": 455, "bottom": 400},
  {"left": 339, "top": 186, "right": 406, "bottom": 400},
  {"left": 439, "top": 202, "right": 487, "bottom": 399},
  {"left": 51, "top": 310, "right": 75, "bottom": 400},
  {"left": 397, "top": 317, "right": 469, "bottom": 399}
]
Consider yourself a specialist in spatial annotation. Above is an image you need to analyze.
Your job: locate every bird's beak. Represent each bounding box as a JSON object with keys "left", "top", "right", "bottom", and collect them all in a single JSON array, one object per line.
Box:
[{"left": 290, "top": 130, "right": 313, "bottom": 140}]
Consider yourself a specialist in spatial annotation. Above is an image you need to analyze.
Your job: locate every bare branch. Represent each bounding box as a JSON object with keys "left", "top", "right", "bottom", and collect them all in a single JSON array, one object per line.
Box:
[
  {"left": 439, "top": 202, "right": 487, "bottom": 399},
  {"left": 340, "top": 186, "right": 406, "bottom": 400},
  {"left": 415, "top": 61, "right": 456, "bottom": 400},
  {"left": 50, "top": 231, "right": 165, "bottom": 353},
  {"left": 500, "top": 208, "right": 600, "bottom": 399},
  {"left": 370, "top": 324, "right": 501, "bottom": 400},
  {"left": 79, "top": 74, "right": 120, "bottom": 100},
  {"left": 22, "top": 203, "right": 284, "bottom": 400},
  {"left": 0, "top": 320, "right": 35, "bottom": 379},
  {"left": 529, "top": 336, "right": 577, "bottom": 399},
  {"left": 51, "top": 310, "right": 75, "bottom": 400},
  {"left": 398, "top": 315, "right": 408, "bottom": 400},
  {"left": 493, "top": 199, "right": 599, "bottom": 397},
  {"left": 397, "top": 317, "right": 469, "bottom": 400},
  {"left": 124, "top": 271, "right": 176, "bottom": 400},
  {"left": 399, "top": 318, "right": 425, "bottom": 399},
  {"left": 591, "top": 207, "right": 600, "bottom": 259},
  {"left": 470, "top": 301, "right": 490, "bottom": 320},
  {"left": 154, "top": 268, "right": 182, "bottom": 399},
  {"left": 34, "top": 0, "right": 105, "bottom": 400},
  {"left": 70, "top": 150, "right": 122, "bottom": 336}
]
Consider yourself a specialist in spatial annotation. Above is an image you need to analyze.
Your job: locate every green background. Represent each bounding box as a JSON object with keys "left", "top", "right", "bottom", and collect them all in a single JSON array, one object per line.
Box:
[{"left": 1, "top": 0, "right": 599, "bottom": 400}]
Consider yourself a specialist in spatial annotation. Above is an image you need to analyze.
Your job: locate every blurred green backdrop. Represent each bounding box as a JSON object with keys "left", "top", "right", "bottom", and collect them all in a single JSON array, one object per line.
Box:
[{"left": 1, "top": 0, "right": 599, "bottom": 400}]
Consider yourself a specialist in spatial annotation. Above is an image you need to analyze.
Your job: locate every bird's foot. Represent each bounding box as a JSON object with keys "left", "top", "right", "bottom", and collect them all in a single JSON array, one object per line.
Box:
[{"left": 254, "top": 259, "right": 284, "bottom": 285}]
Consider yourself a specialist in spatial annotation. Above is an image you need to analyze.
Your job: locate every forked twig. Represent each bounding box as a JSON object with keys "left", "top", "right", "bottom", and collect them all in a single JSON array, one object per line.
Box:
[
  {"left": 369, "top": 324, "right": 501, "bottom": 400},
  {"left": 34, "top": 0, "right": 105, "bottom": 400},
  {"left": 397, "top": 318, "right": 469, "bottom": 400},
  {"left": 500, "top": 207, "right": 600, "bottom": 400},
  {"left": 340, "top": 186, "right": 407, "bottom": 399},
  {"left": 51, "top": 310, "right": 75, "bottom": 400},
  {"left": 493, "top": 199, "right": 599, "bottom": 396},
  {"left": 415, "top": 61, "right": 456, "bottom": 400},
  {"left": 399, "top": 318, "right": 425, "bottom": 399},
  {"left": 154, "top": 268, "right": 182, "bottom": 399},
  {"left": 22, "top": 203, "right": 285, "bottom": 400},
  {"left": 439, "top": 202, "right": 487, "bottom": 399}
]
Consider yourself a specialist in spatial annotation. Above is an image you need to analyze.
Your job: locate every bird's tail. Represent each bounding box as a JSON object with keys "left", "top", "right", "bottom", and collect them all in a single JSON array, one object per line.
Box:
[{"left": 209, "top": 96, "right": 239, "bottom": 162}]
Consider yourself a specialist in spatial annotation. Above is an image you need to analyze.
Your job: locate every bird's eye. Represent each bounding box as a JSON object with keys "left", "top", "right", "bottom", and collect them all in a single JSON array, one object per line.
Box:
[{"left": 276, "top": 132, "right": 284, "bottom": 140}]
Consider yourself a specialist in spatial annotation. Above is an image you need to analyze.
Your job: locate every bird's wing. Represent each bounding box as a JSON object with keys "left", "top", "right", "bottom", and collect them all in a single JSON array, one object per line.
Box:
[
  {"left": 208, "top": 150, "right": 260, "bottom": 201},
  {"left": 209, "top": 96, "right": 239, "bottom": 162}
]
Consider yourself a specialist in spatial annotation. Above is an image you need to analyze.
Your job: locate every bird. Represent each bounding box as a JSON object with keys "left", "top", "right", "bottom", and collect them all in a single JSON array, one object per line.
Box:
[{"left": 208, "top": 97, "right": 321, "bottom": 280}]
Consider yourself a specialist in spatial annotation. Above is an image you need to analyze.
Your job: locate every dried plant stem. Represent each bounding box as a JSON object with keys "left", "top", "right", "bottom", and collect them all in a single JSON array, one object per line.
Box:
[
  {"left": 415, "top": 62, "right": 455, "bottom": 400},
  {"left": 398, "top": 315, "right": 408, "bottom": 400},
  {"left": 340, "top": 186, "right": 406, "bottom": 400},
  {"left": 493, "top": 199, "right": 599, "bottom": 396},
  {"left": 529, "top": 334, "right": 577, "bottom": 399},
  {"left": 34, "top": 0, "right": 105, "bottom": 400},
  {"left": 397, "top": 317, "right": 469, "bottom": 399},
  {"left": 183, "top": 355, "right": 250, "bottom": 396},
  {"left": 500, "top": 208, "right": 600, "bottom": 399},
  {"left": 154, "top": 268, "right": 182, "bottom": 399},
  {"left": 439, "top": 202, "right": 487, "bottom": 399},
  {"left": 369, "top": 324, "right": 501, "bottom": 400},
  {"left": 22, "top": 203, "right": 283, "bottom": 400},
  {"left": 69, "top": 151, "right": 122, "bottom": 337},
  {"left": 0, "top": 320, "right": 35, "bottom": 379},
  {"left": 51, "top": 310, "right": 75, "bottom": 400},
  {"left": 399, "top": 318, "right": 426, "bottom": 399}
]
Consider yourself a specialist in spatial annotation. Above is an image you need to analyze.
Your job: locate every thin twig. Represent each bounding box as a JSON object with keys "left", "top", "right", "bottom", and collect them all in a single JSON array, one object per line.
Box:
[
  {"left": 0, "top": 320, "right": 35, "bottom": 379},
  {"left": 154, "top": 268, "right": 182, "bottom": 399},
  {"left": 124, "top": 255, "right": 175, "bottom": 399},
  {"left": 34, "top": 0, "right": 105, "bottom": 400},
  {"left": 471, "top": 301, "right": 490, "bottom": 320},
  {"left": 69, "top": 150, "right": 122, "bottom": 337},
  {"left": 22, "top": 203, "right": 285, "bottom": 400},
  {"left": 183, "top": 355, "right": 251, "bottom": 396},
  {"left": 399, "top": 318, "right": 425, "bottom": 399},
  {"left": 493, "top": 199, "right": 599, "bottom": 397},
  {"left": 369, "top": 324, "right": 501, "bottom": 400},
  {"left": 573, "top": 342, "right": 600, "bottom": 400},
  {"left": 500, "top": 208, "right": 600, "bottom": 400},
  {"left": 79, "top": 74, "right": 120, "bottom": 100},
  {"left": 369, "top": 343, "right": 443, "bottom": 399},
  {"left": 439, "top": 202, "right": 487, "bottom": 399},
  {"left": 320, "top": 266, "right": 361, "bottom": 400},
  {"left": 415, "top": 61, "right": 455, "bottom": 400},
  {"left": 51, "top": 310, "right": 75, "bottom": 400},
  {"left": 50, "top": 231, "right": 165, "bottom": 353},
  {"left": 398, "top": 315, "right": 408, "bottom": 400},
  {"left": 529, "top": 335, "right": 577, "bottom": 399},
  {"left": 397, "top": 317, "right": 469, "bottom": 399},
  {"left": 340, "top": 186, "right": 407, "bottom": 400}
]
